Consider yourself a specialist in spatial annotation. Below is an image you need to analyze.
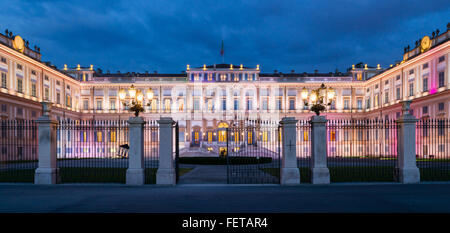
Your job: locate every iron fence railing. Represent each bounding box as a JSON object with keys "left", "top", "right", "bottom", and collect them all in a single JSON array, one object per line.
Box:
[
  {"left": 0, "top": 120, "right": 38, "bottom": 182},
  {"left": 326, "top": 119, "right": 397, "bottom": 182},
  {"left": 144, "top": 120, "right": 159, "bottom": 184},
  {"left": 416, "top": 118, "right": 450, "bottom": 181},
  {"left": 57, "top": 120, "right": 129, "bottom": 183},
  {"left": 296, "top": 119, "right": 311, "bottom": 183},
  {"left": 226, "top": 120, "right": 281, "bottom": 184}
]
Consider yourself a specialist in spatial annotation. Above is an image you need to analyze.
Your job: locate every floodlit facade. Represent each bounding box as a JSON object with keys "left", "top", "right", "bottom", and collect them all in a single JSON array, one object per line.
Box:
[{"left": 0, "top": 24, "right": 449, "bottom": 150}]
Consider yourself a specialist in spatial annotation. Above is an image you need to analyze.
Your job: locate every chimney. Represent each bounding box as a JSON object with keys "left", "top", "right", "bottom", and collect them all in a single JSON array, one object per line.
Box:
[
  {"left": 291, "top": 70, "right": 295, "bottom": 73},
  {"left": 274, "top": 70, "right": 278, "bottom": 74},
  {"left": 314, "top": 69, "right": 318, "bottom": 74},
  {"left": 154, "top": 70, "right": 157, "bottom": 74}
]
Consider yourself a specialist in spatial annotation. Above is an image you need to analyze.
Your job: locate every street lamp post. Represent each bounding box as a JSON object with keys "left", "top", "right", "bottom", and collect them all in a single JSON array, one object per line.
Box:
[
  {"left": 301, "top": 83, "right": 335, "bottom": 116},
  {"left": 118, "top": 84, "right": 154, "bottom": 117}
]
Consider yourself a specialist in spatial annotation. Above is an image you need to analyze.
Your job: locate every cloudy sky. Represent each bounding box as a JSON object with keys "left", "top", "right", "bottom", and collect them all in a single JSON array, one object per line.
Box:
[{"left": 1, "top": 0, "right": 449, "bottom": 74}]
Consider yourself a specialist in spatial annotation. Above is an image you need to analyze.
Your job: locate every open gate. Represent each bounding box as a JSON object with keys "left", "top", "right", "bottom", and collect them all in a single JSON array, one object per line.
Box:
[{"left": 226, "top": 120, "right": 281, "bottom": 184}]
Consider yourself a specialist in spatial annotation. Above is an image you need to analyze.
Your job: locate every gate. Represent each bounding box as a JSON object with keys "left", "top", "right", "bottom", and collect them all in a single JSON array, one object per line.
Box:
[{"left": 226, "top": 120, "right": 281, "bottom": 184}]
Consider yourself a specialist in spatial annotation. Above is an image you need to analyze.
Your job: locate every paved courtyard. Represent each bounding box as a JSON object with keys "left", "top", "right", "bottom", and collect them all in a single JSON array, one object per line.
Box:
[{"left": 1, "top": 183, "right": 450, "bottom": 213}]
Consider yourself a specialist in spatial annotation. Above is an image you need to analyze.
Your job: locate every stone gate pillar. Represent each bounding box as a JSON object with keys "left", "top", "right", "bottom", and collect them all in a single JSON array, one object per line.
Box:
[
  {"left": 156, "top": 117, "right": 176, "bottom": 185},
  {"left": 126, "top": 116, "right": 146, "bottom": 185},
  {"left": 395, "top": 101, "right": 420, "bottom": 183},
  {"left": 280, "top": 117, "right": 300, "bottom": 185},
  {"left": 35, "top": 102, "right": 60, "bottom": 184},
  {"left": 310, "top": 115, "right": 330, "bottom": 184}
]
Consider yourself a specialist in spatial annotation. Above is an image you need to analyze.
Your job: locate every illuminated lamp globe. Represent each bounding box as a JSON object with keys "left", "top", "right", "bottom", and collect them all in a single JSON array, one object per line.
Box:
[
  {"left": 327, "top": 88, "right": 335, "bottom": 100},
  {"left": 301, "top": 87, "right": 308, "bottom": 100},
  {"left": 129, "top": 85, "right": 136, "bottom": 99},
  {"left": 136, "top": 90, "right": 144, "bottom": 102},
  {"left": 118, "top": 89, "right": 127, "bottom": 100},
  {"left": 310, "top": 92, "right": 317, "bottom": 102}
]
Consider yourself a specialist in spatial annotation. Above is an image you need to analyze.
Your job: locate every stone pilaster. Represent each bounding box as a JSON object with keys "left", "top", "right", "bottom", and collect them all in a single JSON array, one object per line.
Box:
[
  {"left": 156, "top": 117, "right": 176, "bottom": 185},
  {"left": 310, "top": 115, "right": 330, "bottom": 184},
  {"left": 280, "top": 117, "right": 300, "bottom": 185},
  {"left": 126, "top": 116, "right": 146, "bottom": 185}
]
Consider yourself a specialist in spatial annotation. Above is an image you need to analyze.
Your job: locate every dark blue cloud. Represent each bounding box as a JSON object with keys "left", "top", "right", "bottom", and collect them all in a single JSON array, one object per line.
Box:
[{"left": 0, "top": 0, "right": 449, "bottom": 73}]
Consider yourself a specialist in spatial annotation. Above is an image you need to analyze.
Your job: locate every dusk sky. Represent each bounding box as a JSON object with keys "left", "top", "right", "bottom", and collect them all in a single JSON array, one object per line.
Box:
[{"left": 1, "top": 0, "right": 449, "bottom": 74}]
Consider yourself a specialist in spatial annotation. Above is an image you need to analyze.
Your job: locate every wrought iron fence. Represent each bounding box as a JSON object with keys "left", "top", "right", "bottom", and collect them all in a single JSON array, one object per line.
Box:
[
  {"left": 0, "top": 120, "right": 38, "bottom": 182},
  {"left": 226, "top": 120, "right": 281, "bottom": 184},
  {"left": 296, "top": 119, "right": 311, "bottom": 183},
  {"left": 57, "top": 120, "right": 129, "bottom": 183},
  {"left": 144, "top": 120, "right": 159, "bottom": 184},
  {"left": 326, "top": 119, "right": 397, "bottom": 182},
  {"left": 416, "top": 118, "right": 450, "bottom": 181}
]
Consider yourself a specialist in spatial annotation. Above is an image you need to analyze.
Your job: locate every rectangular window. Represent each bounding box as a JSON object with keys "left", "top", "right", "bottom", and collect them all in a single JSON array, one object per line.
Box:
[
  {"left": 164, "top": 99, "right": 171, "bottom": 112},
  {"left": 56, "top": 92, "right": 61, "bottom": 104},
  {"left": 31, "top": 83, "right": 36, "bottom": 97},
  {"left": 409, "top": 83, "right": 414, "bottom": 96},
  {"left": 110, "top": 100, "right": 116, "bottom": 110},
  {"left": 96, "top": 131, "right": 102, "bottom": 142},
  {"left": 1, "top": 72, "right": 6, "bottom": 88},
  {"left": 366, "top": 98, "right": 371, "bottom": 109},
  {"left": 66, "top": 95, "right": 71, "bottom": 107},
  {"left": 438, "top": 71, "right": 445, "bottom": 88},
  {"left": 0, "top": 57, "right": 6, "bottom": 63},
  {"left": 357, "top": 99, "right": 362, "bottom": 110},
  {"left": 44, "top": 75, "right": 49, "bottom": 81},
  {"left": 374, "top": 94, "right": 379, "bottom": 107},
  {"left": 247, "top": 99, "right": 252, "bottom": 110},
  {"left": 396, "top": 87, "right": 401, "bottom": 100},
  {"left": 234, "top": 99, "right": 239, "bottom": 110},
  {"left": 438, "top": 56, "right": 445, "bottom": 63},
  {"left": 17, "top": 64, "right": 22, "bottom": 70},
  {"left": 31, "top": 70, "right": 36, "bottom": 75},
  {"left": 276, "top": 99, "right": 282, "bottom": 110},
  {"left": 194, "top": 99, "right": 200, "bottom": 110},
  {"left": 110, "top": 131, "right": 117, "bottom": 142},
  {"left": 422, "top": 106, "right": 428, "bottom": 115},
  {"left": 384, "top": 92, "right": 389, "bottom": 104},
  {"left": 438, "top": 102, "right": 444, "bottom": 111},
  {"left": 396, "top": 75, "right": 401, "bottom": 80},
  {"left": 289, "top": 99, "right": 295, "bottom": 110},
  {"left": 262, "top": 99, "right": 268, "bottom": 110},
  {"left": 423, "top": 63, "right": 429, "bottom": 69},
  {"left": 96, "top": 100, "right": 102, "bottom": 110},
  {"left": 17, "top": 78, "right": 23, "bottom": 93},
  {"left": 222, "top": 99, "right": 226, "bottom": 111},
  {"left": 83, "top": 100, "right": 89, "bottom": 110},
  {"left": 344, "top": 99, "right": 349, "bottom": 110},
  {"left": 44, "top": 88, "right": 49, "bottom": 100},
  {"left": 329, "top": 130, "right": 336, "bottom": 141},
  {"left": 423, "top": 77, "right": 428, "bottom": 92},
  {"left": 409, "top": 69, "right": 414, "bottom": 75}
]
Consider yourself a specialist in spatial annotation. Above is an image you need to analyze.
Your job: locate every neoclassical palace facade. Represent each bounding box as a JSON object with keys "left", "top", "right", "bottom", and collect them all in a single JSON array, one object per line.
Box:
[{"left": 1, "top": 24, "right": 449, "bottom": 147}]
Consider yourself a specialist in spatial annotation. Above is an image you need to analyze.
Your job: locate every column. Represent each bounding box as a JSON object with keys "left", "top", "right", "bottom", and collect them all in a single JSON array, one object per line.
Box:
[
  {"left": 310, "top": 115, "right": 330, "bottom": 184},
  {"left": 34, "top": 102, "right": 60, "bottom": 184},
  {"left": 126, "top": 116, "right": 145, "bottom": 185},
  {"left": 280, "top": 117, "right": 300, "bottom": 185},
  {"left": 156, "top": 117, "right": 176, "bottom": 185},
  {"left": 395, "top": 101, "right": 420, "bottom": 183}
]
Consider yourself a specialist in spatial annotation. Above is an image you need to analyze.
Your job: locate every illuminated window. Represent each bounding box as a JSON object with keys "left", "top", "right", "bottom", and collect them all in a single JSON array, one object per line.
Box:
[
  {"left": 208, "top": 132, "right": 212, "bottom": 142},
  {"left": 207, "top": 99, "right": 213, "bottom": 111},
  {"left": 262, "top": 131, "right": 268, "bottom": 142},
  {"left": 96, "top": 131, "right": 102, "bottom": 142},
  {"left": 303, "top": 131, "right": 309, "bottom": 141},
  {"left": 357, "top": 73, "right": 362, "bottom": 81},
  {"left": 66, "top": 95, "right": 71, "bottom": 107},
  {"left": 248, "top": 132, "right": 252, "bottom": 144},
  {"left": 329, "top": 130, "right": 336, "bottom": 141},
  {"left": 110, "top": 131, "right": 116, "bottom": 142},
  {"left": 164, "top": 99, "right": 171, "bottom": 112},
  {"left": 218, "top": 131, "right": 226, "bottom": 142},
  {"left": 178, "top": 100, "right": 184, "bottom": 111}
]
